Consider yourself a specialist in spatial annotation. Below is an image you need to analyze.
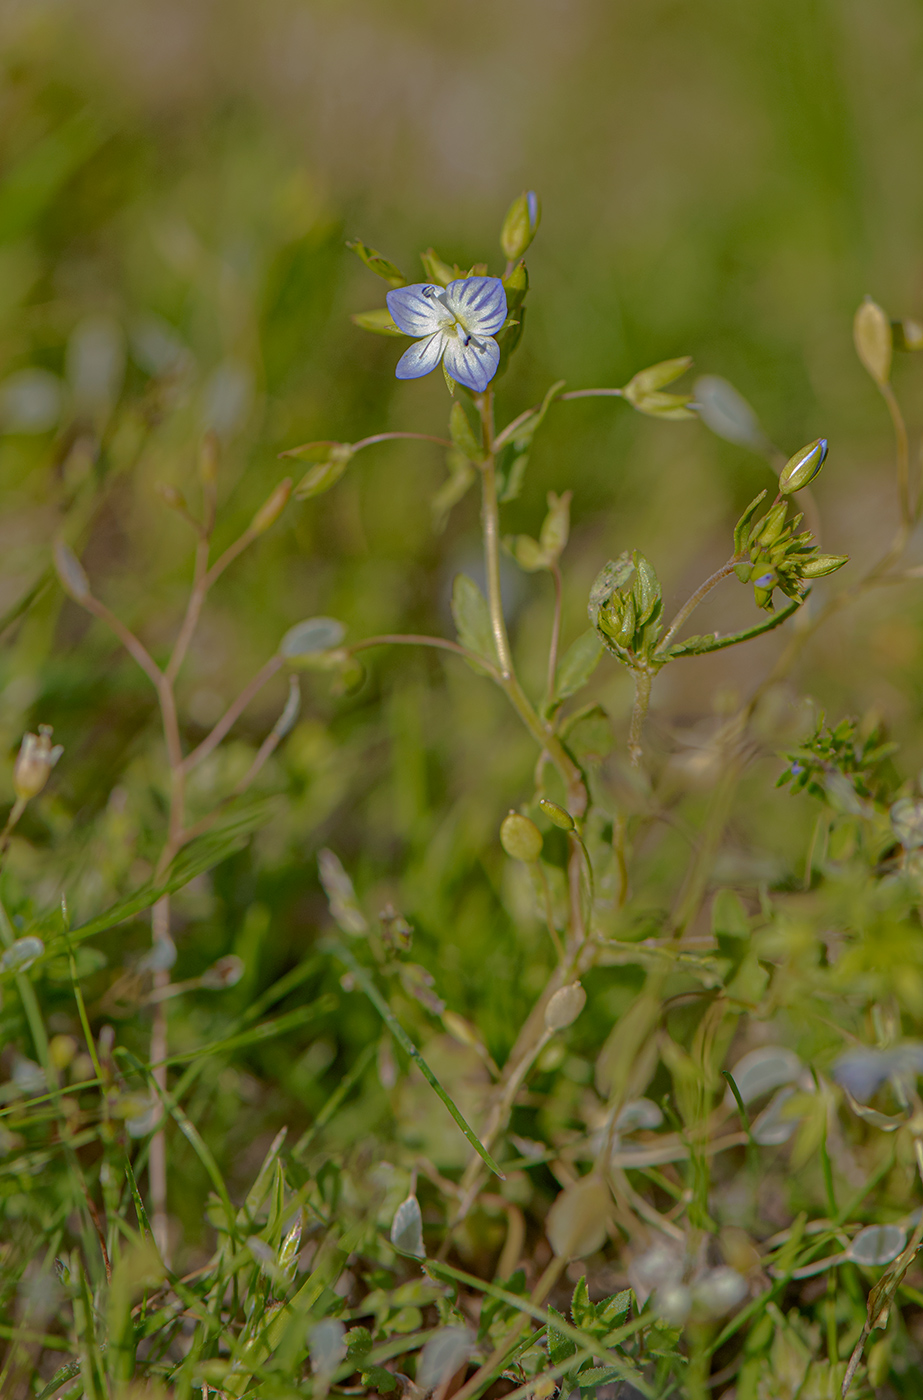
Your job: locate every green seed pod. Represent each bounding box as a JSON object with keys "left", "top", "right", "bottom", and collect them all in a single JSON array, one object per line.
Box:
[
  {"left": 500, "top": 812, "right": 543, "bottom": 862},
  {"left": 544, "top": 982, "right": 586, "bottom": 1032},
  {"left": 500, "top": 191, "right": 541, "bottom": 261},
  {"left": 539, "top": 798, "right": 575, "bottom": 831},
  {"left": 779, "top": 438, "right": 828, "bottom": 495},
  {"left": 799, "top": 552, "right": 848, "bottom": 579},
  {"left": 854, "top": 296, "right": 892, "bottom": 386},
  {"left": 250, "top": 478, "right": 292, "bottom": 535}
]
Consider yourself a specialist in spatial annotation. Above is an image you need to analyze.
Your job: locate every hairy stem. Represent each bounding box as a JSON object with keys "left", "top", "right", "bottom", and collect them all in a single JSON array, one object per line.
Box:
[
  {"left": 628, "top": 667, "right": 653, "bottom": 768},
  {"left": 657, "top": 558, "right": 739, "bottom": 653}
]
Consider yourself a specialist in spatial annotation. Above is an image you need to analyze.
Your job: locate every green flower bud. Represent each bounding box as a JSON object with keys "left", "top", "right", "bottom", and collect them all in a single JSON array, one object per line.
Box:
[
  {"left": 751, "top": 500, "right": 788, "bottom": 547},
  {"left": 539, "top": 798, "right": 575, "bottom": 831},
  {"left": 779, "top": 438, "right": 828, "bottom": 494},
  {"left": 500, "top": 191, "right": 541, "bottom": 261},
  {"left": 799, "top": 552, "right": 848, "bottom": 578},
  {"left": 155, "top": 482, "right": 187, "bottom": 511},
  {"left": 500, "top": 811, "right": 544, "bottom": 862}
]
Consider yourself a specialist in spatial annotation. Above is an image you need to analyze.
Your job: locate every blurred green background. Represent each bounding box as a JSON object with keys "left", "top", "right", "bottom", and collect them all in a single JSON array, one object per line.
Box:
[{"left": 2, "top": 0, "right": 923, "bottom": 1248}]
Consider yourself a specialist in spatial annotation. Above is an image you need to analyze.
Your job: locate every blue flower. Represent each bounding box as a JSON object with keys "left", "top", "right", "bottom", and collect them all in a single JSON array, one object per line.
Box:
[{"left": 386, "top": 277, "right": 507, "bottom": 393}]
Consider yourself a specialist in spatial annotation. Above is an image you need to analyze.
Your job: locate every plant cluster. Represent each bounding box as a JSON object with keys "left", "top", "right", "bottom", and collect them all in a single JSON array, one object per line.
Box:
[{"left": 5, "top": 182, "right": 923, "bottom": 1400}]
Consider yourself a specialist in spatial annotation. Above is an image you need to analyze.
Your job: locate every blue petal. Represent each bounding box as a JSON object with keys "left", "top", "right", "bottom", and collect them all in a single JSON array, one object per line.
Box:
[
  {"left": 395, "top": 332, "right": 446, "bottom": 380},
  {"left": 443, "top": 335, "right": 500, "bottom": 393},
  {"left": 445, "top": 277, "right": 507, "bottom": 337},
  {"left": 386, "top": 285, "right": 444, "bottom": 337}
]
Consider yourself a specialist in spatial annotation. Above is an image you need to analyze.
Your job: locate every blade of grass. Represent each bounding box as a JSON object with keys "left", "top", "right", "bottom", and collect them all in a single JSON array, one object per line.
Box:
[{"left": 327, "top": 939, "right": 505, "bottom": 1180}]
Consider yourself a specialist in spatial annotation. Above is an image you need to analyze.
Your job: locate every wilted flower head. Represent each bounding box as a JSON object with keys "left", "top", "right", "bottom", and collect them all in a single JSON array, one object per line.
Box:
[
  {"left": 386, "top": 277, "right": 507, "bottom": 393},
  {"left": 832, "top": 1042, "right": 923, "bottom": 1101},
  {"left": 13, "top": 726, "right": 63, "bottom": 802}
]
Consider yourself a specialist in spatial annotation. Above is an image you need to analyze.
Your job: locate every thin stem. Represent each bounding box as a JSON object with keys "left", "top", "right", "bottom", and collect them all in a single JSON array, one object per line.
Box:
[
  {"left": 165, "top": 534, "right": 211, "bottom": 686},
  {"left": 347, "top": 633, "right": 502, "bottom": 682},
  {"left": 546, "top": 561, "right": 562, "bottom": 700},
  {"left": 350, "top": 431, "right": 453, "bottom": 451},
  {"left": 81, "top": 595, "right": 162, "bottom": 689},
  {"left": 628, "top": 667, "right": 652, "bottom": 768},
  {"left": 881, "top": 381, "right": 911, "bottom": 526},
  {"left": 558, "top": 387, "right": 625, "bottom": 401},
  {"left": 536, "top": 861, "right": 565, "bottom": 962},
  {"left": 657, "top": 558, "right": 739, "bottom": 653},
  {"left": 149, "top": 895, "right": 171, "bottom": 1262},
  {"left": 478, "top": 392, "right": 514, "bottom": 680},
  {"left": 183, "top": 655, "right": 284, "bottom": 773}
]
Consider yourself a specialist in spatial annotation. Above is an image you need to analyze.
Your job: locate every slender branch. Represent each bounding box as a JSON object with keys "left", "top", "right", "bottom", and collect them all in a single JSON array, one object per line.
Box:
[
  {"left": 81, "top": 595, "right": 162, "bottom": 689},
  {"left": 183, "top": 655, "right": 284, "bottom": 773},
  {"left": 347, "top": 633, "right": 502, "bottom": 682},
  {"left": 547, "top": 561, "right": 563, "bottom": 699},
  {"left": 881, "top": 381, "right": 911, "bottom": 526},
  {"left": 559, "top": 387, "right": 625, "bottom": 401},
  {"left": 165, "top": 534, "right": 211, "bottom": 685},
  {"left": 478, "top": 391, "right": 515, "bottom": 680},
  {"left": 657, "top": 558, "right": 739, "bottom": 653},
  {"left": 351, "top": 431, "right": 453, "bottom": 451}
]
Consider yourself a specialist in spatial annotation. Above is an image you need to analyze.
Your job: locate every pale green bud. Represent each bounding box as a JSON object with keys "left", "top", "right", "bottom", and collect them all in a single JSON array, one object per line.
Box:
[
  {"left": 539, "top": 490, "right": 571, "bottom": 562},
  {"left": 539, "top": 798, "right": 574, "bottom": 831},
  {"left": 500, "top": 811, "right": 543, "bottom": 862},
  {"left": 546, "top": 1176, "right": 610, "bottom": 1258},
  {"left": 854, "top": 296, "right": 892, "bottom": 386},
  {"left": 779, "top": 438, "right": 828, "bottom": 494},
  {"left": 351, "top": 308, "right": 403, "bottom": 337},
  {"left": 799, "top": 552, "right": 848, "bottom": 578},
  {"left": 419, "top": 247, "right": 456, "bottom": 286},
  {"left": 544, "top": 982, "right": 586, "bottom": 1032},
  {"left": 346, "top": 238, "right": 406, "bottom": 288},
  {"left": 500, "top": 191, "right": 541, "bottom": 261}
]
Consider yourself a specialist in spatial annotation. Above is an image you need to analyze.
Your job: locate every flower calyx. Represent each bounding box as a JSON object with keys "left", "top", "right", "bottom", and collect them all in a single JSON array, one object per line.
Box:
[{"left": 732, "top": 491, "right": 846, "bottom": 611}]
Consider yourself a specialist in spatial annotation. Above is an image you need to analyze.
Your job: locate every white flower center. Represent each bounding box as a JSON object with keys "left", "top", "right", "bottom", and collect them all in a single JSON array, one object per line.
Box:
[{"left": 423, "top": 286, "right": 474, "bottom": 346}]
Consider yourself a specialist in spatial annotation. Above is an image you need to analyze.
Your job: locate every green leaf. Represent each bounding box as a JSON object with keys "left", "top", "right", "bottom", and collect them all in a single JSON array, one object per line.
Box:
[
  {"left": 451, "top": 574, "right": 497, "bottom": 669},
  {"left": 495, "top": 379, "right": 566, "bottom": 500},
  {"left": 449, "top": 402, "right": 484, "bottom": 461},
  {"left": 539, "top": 490, "right": 571, "bottom": 562},
  {"left": 560, "top": 704, "right": 612, "bottom": 765},
  {"left": 327, "top": 940, "right": 504, "bottom": 1179},
  {"left": 432, "top": 449, "right": 477, "bottom": 531},
  {"left": 506, "top": 533, "right": 549, "bottom": 572},
  {"left": 570, "top": 1275, "right": 594, "bottom": 1329},
  {"left": 554, "top": 629, "right": 603, "bottom": 702},
  {"left": 351, "top": 308, "right": 404, "bottom": 336},
  {"left": 346, "top": 239, "right": 406, "bottom": 287},
  {"left": 420, "top": 247, "right": 457, "bottom": 285},
  {"left": 733, "top": 490, "right": 768, "bottom": 553},
  {"left": 547, "top": 1306, "right": 578, "bottom": 1368},
  {"left": 0, "top": 110, "right": 106, "bottom": 244},
  {"left": 624, "top": 356, "right": 693, "bottom": 396}
]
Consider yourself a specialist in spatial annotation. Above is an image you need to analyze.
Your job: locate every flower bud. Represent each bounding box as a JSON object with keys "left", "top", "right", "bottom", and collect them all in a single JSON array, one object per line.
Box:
[
  {"left": 13, "top": 727, "right": 63, "bottom": 801},
  {"left": 53, "top": 542, "right": 90, "bottom": 603},
  {"left": 544, "top": 982, "right": 586, "bottom": 1032},
  {"left": 500, "top": 811, "right": 543, "bottom": 862},
  {"left": 539, "top": 798, "right": 574, "bottom": 831},
  {"left": 854, "top": 296, "right": 892, "bottom": 386},
  {"left": 778, "top": 438, "right": 828, "bottom": 494},
  {"left": 799, "top": 553, "right": 848, "bottom": 579},
  {"left": 249, "top": 478, "right": 292, "bottom": 536},
  {"left": 500, "top": 191, "right": 541, "bottom": 261},
  {"left": 200, "top": 955, "right": 244, "bottom": 989}
]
